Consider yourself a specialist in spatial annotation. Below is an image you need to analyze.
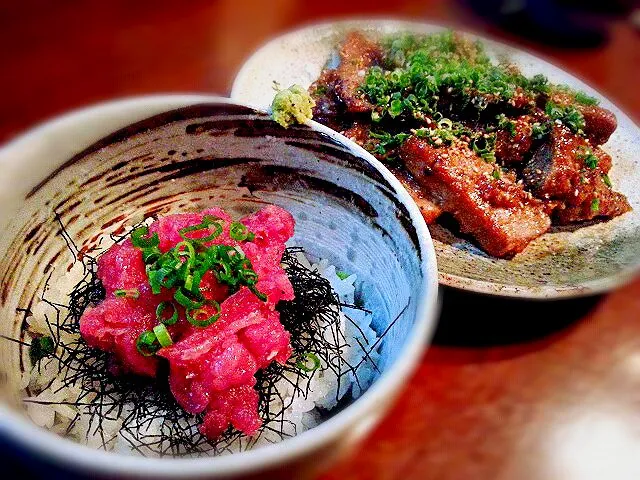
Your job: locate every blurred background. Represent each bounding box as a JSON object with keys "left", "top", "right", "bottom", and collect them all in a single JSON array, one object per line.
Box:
[
  {"left": 1, "top": 1, "right": 640, "bottom": 479},
  {"left": 0, "top": 0, "right": 638, "bottom": 144}
]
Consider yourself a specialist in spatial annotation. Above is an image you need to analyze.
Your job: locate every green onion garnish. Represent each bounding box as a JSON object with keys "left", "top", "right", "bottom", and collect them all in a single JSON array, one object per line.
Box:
[
  {"left": 471, "top": 134, "right": 497, "bottom": 163},
  {"left": 602, "top": 174, "right": 612, "bottom": 188},
  {"left": 148, "top": 267, "right": 172, "bottom": 294},
  {"left": 136, "top": 330, "right": 160, "bottom": 357},
  {"left": 437, "top": 118, "right": 453, "bottom": 130},
  {"left": 153, "top": 324, "right": 173, "bottom": 347},
  {"left": 29, "top": 336, "right": 55, "bottom": 364},
  {"left": 114, "top": 288, "right": 140, "bottom": 299},
  {"left": 296, "top": 352, "right": 321, "bottom": 372},
  {"left": 336, "top": 271, "right": 351, "bottom": 280},
  {"left": 591, "top": 198, "right": 600, "bottom": 213},
  {"left": 131, "top": 226, "right": 160, "bottom": 249},
  {"left": 250, "top": 288, "right": 268, "bottom": 302},
  {"left": 174, "top": 287, "right": 204, "bottom": 310},
  {"left": 584, "top": 154, "right": 599, "bottom": 169},
  {"left": 187, "top": 301, "right": 221, "bottom": 327},
  {"left": 178, "top": 215, "right": 223, "bottom": 243},
  {"left": 156, "top": 301, "right": 179, "bottom": 326},
  {"left": 129, "top": 216, "right": 267, "bottom": 344},
  {"left": 229, "top": 221, "right": 252, "bottom": 241},
  {"left": 574, "top": 91, "right": 599, "bottom": 106},
  {"left": 174, "top": 241, "right": 196, "bottom": 268},
  {"left": 142, "top": 247, "right": 162, "bottom": 264}
]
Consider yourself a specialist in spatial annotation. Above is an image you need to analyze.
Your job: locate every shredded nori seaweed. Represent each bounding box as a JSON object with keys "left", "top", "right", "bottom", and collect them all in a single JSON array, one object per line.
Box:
[{"left": 8, "top": 218, "right": 403, "bottom": 457}]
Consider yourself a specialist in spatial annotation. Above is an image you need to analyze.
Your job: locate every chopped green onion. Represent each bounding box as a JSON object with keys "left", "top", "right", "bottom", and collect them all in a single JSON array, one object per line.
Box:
[
  {"left": 229, "top": 222, "right": 252, "bottom": 241},
  {"left": 388, "top": 98, "right": 404, "bottom": 118},
  {"left": 114, "top": 288, "right": 140, "bottom": 299},
  {"left": 437, "top": 118, "right": 453, "bottom": 130},
  {"left": 574, "top": 91, "right": 599, "bottom": 106},
  {"left": 156, "top": 301, "right": 179, "bottom": 326},
  {"left": 131, "top": 226, "right": 160, "bottom": 249},
  {"left": 178, "top": 215, "right": 223, "bottom": 243},
  {"left": 496, "top": 114, "right": 516, "bottom": 137},
  {"left": 148, "top": 267, "right": 173, "bottom": 294},
  {"left": 492, "top": 168, "right": 501, "bottom": 180},
  {"left": 531, "top": 122, "right": 551, "bottom": 140},
  {"left": 29, "top": 336, "right": 55, "bottom": 364},
  {"left": 174, "top": 241, "right": 196, "bottom": 268},
  {"left": 336, "top": 271, "right": 351, "bottom": 280},
  {"left": 250, "top": 287, "right": 268, "bottom": 302},
  {"left": 153, "top": 324, "right": 173, "bottom": 347},
  {"left": 135, "top": 216, "right": 267, "bottom": 330},
  {"left": 591, "top": 198, "right": 600, "bottom": 213},
  {"left": 545, "top": 101, "right": 585, "bottom": 134},
  {"left": 174, "top": 287, "right": 204, "bottom": 310},
  {"left": 584, "top": 154, "right": 599, "bottom": 169},
  {"left": 142, "top": 247, "right": 162, "bottom": 264},
  {"left": 136, "top": 331, "right": 160, "bottom": 357},
  {"left": 471, "top": 134, "right": 496, "bottom": 163},
  {"left": 187, "top": 301, "right": 220, "bottom": 327},
  {"left": 296, "top": 352, "right": 321, "bottom": 372},
  {"left": 186, "top": 266, "right": 207, "bottom": 295},
  {"left": 602, "top": 174, "right": 612, "bottom": 188}
]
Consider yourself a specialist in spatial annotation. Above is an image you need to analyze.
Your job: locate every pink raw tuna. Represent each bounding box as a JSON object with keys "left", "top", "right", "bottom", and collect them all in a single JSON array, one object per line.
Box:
[
  {"left": 238, "top": 309, "right": 292, "bottom": 368},
  {"left": 80, "top": 297, "right": 159, "bottom": 376},
  {"left": 97, "top": 240, "right": 148, "bottom": 297},
  {"left": 200, "top": 385, "right": 261, "bottom": 439},
  {"left": 82, "top": 238, "right": 176, "bottom": 376},
  {"left": 159, "top": 288, "right": 291, "bottom": 413},
  {"left": 240, "top": 205, "right": 295, "bottom": 307},
  {"left": 79, "top": 205, "right": 295, "bottom": 439},
  {"left": 148, "top": 207, "right": 234, "bottom": 252}
]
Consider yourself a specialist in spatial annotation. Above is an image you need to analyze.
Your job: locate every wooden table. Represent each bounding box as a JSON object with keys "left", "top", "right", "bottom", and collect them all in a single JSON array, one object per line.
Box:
[{"left": 2, "top": 1, "right": 640, "bottom": 479}]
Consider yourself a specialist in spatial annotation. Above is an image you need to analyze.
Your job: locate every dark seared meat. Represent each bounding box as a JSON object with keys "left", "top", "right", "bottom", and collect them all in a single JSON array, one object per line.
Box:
[
  {"left": 401, "top": 137, "right": 551, "bottom": 258},
  {"left": 555, "top": 181, "right": 631, "bottom": 224},
  {"left": 495, "top": 115, "right": 534, "bottom": 164},
  {"left": 306, "top": 30, "right": 631, "bottom": 258},
  {"left": 309, "top": 70, "right": 344, "bottom": 131},
  {"left": 342, "top": 121, "right": 404, "bottom": 161},
  {"left": 342, "top": 122, "right": 370, "bottom": 146},
  {"left": 524, "top": 126, "right": 604, "bottom": 197},
  {"left": 523, "top": 125, "right": 630, "bottom": 223},
  {"left": 550, "top": 91, "right": 617, "bottom": 146},
  {"left": 581, "top": 105, "right": 618, "bottom": 146},
  {"left": 390, "top": 167, "right": 443, "bottom": 224},
  {"left": 309, "top": 31, "right": 382, "bottom": 125},
  {"left": 333, "top": 31, "right": 382, "bottom": 113},
  {"left": 342, "top": 123, "right": 443, "bottom": 223}
]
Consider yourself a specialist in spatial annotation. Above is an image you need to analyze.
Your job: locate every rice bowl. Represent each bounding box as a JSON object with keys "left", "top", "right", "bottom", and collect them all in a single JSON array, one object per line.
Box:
[{"left": 0, "top": 96, "right": 438, "bottom": 478}]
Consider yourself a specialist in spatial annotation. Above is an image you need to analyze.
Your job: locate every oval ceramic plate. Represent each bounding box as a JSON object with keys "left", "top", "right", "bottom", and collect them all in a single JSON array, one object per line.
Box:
[{"left": 231, "top": 19, "right": 640, "bottom": 299}]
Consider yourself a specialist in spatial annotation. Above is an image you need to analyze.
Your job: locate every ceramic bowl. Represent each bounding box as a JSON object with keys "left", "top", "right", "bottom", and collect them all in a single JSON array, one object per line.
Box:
[
  {"left": 231, "top": 19, "right": 640, "bottom": 299},
  {"left": 0, "top": 96, "right": 438, "bottom": 479}
]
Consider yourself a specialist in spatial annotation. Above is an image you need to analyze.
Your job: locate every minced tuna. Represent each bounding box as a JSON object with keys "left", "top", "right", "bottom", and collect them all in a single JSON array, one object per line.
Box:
[{"left": 79, "top": 205, "right": 295, "bottom": 439}]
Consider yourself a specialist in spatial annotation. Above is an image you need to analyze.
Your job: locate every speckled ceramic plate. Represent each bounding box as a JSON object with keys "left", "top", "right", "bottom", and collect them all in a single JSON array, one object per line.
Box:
[{"left": 231, "top": 19, "right": 640, "bottom": 299}]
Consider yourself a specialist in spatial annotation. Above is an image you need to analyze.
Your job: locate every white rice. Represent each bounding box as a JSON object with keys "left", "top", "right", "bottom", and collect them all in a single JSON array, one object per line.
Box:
[{"left": 22, "top": 251, "right": 379, "bottom": 455}]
